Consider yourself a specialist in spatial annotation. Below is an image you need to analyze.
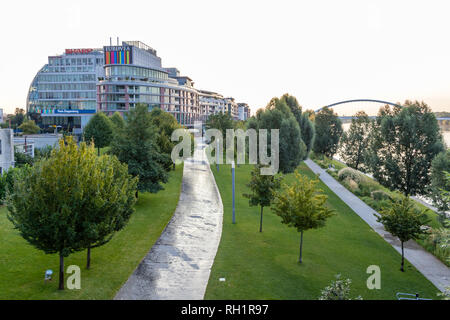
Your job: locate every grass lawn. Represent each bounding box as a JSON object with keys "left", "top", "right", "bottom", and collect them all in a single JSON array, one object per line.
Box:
[
  {"left": 0, "top": 164, "right": 183, "bottom": 299},
  {"left": 312, "top": 155, "right": 442, "bottom": 229},
  {"left": 205, "top": 162, "right": 439, "bottom": 300},
  {"left": 310, "top": 156, "right": 448, "bottom": 265}
]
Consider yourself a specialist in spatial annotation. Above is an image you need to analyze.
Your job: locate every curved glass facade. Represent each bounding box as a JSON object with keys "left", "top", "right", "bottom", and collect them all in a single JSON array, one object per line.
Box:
[
  {"left": 27, "top": 41, "right": 246, "bottom": 131},
  {"left": 26, "top": 49, "right": 104, "bottom": 132},
  {"left": 105, "top": 65, "right": 168, "bottom": 80}
]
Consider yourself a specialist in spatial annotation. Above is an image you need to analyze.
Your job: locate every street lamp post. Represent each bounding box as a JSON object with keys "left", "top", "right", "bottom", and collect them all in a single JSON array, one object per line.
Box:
[
  {"left": 232, "top": 161, "right": 236, "bottom": 224},
  {"left": 216, "top": 138, "right": 219, "bottom": 172}
]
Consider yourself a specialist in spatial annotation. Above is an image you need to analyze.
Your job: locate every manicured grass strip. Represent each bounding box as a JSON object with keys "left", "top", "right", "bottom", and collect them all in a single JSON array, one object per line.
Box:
[
  {"left": 0, "top": 165, "right": 183, "bottom": 300},
  {"left": 312, "top": 156, "right": 441, "bottom": 229},
  {"left": 205, "top": 163, "right": 439, "bottom": 300}
]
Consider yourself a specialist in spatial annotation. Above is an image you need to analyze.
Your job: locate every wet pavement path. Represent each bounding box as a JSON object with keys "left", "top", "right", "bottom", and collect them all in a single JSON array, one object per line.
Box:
[
  {"left": 115, "top": 138, "right": 223, "bottom": 299},
  {"left": 305, "top": 159, "right": 450, "bottom": 292}
]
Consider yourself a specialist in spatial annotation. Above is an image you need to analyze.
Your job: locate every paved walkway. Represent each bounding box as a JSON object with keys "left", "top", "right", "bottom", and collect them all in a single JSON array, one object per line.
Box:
[
  {"left": 304, "top": 159, "right": 450, "bottom": 292},
  {"left": 115, "top": 138, "right": 223, "bottom": 300}
]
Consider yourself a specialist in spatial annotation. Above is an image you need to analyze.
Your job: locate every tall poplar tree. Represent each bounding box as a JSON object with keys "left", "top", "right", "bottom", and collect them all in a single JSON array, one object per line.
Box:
[{"left": 312, "top": 107, "right": 343, "bottom": 158}]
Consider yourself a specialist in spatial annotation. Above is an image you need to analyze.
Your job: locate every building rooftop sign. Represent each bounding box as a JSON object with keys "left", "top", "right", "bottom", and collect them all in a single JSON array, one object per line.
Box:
[
  {"left": 65, "top": 48, "right": 94, "bottom": 55},
  {"left": 104, "top": 46, "right": 132, "bottom": 65}
]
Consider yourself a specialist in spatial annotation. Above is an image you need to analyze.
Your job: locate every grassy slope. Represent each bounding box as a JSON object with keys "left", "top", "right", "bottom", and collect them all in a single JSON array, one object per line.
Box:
[
  {"left": 205, "top": 163, "right": 439, "bottom": 300},
  {"left": 313, "top": 155, "right": 441, "bottom": 229},
  {"left": 0, "top": 165, "right": 183, "bottom": 300}
]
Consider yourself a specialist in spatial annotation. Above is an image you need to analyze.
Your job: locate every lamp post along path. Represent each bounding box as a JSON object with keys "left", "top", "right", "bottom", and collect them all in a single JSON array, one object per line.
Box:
[
  {"left": 232, "top": 161, "right": 236, "bottom": 224},
  {"left": 216, "top": 138, "right": 219, "bottom": 172}
]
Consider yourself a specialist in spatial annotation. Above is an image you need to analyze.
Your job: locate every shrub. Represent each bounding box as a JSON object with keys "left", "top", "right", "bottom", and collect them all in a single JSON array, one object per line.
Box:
[
  {"left": 371, "top": 190, "right": 391, "bottom": 201},
  {"left": 338, "top": 167, "right": 362, "bottom": 184},
  {"left": 343, "top": 177, "right": 360, "bottom": 193},
  {"left": 422, "top": 227, "right": 450, "bottom": 266},
  {"left": 0, "top": 173, "right": 6, "bottom": 204},
  {"left": 319, "top": 274, "right": 362, "bottom": 300}
]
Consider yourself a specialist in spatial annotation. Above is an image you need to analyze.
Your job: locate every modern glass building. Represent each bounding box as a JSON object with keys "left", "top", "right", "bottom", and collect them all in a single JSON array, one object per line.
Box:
[
  {"left": 98, "top": 41, "right": 202, "bottom": 126},
  {"left": 27, "top": 48, "right": 105, "bottom": 133},
  {"left": 28, "top": 41, "right": 249, "bottom": 130}
]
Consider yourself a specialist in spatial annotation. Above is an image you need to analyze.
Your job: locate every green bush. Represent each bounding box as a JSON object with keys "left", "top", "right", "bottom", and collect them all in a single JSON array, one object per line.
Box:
[
  {"left": 343, "top": 177, "right": 360, "bottom": 193},
  {"left": 371, "top": 190, "right": 391, "bottom": 201},
  {"left": 338, "top": 167, "right": 362, "bottom": 184},
  {"left": 0, "top": 174, "right": 6, "bottom": 204},
  {"left": 422, "top": 227, "right": 450, "bottom": 266}
]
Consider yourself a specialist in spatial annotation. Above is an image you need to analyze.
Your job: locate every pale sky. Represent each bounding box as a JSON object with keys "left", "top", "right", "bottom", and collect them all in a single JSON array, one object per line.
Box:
[{"left": 1, "top": 0, "right": 449, "bottom": 116}]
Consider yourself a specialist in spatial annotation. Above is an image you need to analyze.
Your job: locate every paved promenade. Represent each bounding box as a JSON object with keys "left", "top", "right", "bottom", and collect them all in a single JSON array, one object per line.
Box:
[
  {"left": 304, "top": 159, "right": 450, "bottom": 292},
  {"left": 115, "top": 138, "right": 223, "bottom": 299}
]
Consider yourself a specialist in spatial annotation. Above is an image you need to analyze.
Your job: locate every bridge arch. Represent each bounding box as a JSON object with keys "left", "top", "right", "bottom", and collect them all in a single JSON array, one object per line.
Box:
[{"left": 315, "top": 99, "right": 401, "bottom": 113}]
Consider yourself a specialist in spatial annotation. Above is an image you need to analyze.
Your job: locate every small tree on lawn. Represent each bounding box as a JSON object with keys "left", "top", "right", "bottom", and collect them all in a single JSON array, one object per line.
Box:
[
  {"left": 6, "top": 137, "right": 137, "bottom": 289},
  {"left": 272, "top": 171, "right": 334, "bottom": 263},
  {"left": 81, "top": 153, "right": 138, "bottom": 269},
  {"left": 376, "top": 196, "right": 430, "bottom": 272},
  {"left": 84, "top": 112, "right": 113, "bottom": 156},
  {"left": 243, "top": 164, "right": 282, "bottom": 232}
]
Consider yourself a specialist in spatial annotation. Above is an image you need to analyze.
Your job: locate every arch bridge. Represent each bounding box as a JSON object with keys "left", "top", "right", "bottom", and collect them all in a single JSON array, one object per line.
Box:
[{"left": 315, "top": 99, "right": 449, "bottom": 121}]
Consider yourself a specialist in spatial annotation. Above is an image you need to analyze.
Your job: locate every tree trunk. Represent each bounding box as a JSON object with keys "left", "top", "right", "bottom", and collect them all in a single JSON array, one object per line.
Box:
[
  {"left": 401, "top": 241, "right": 405, "bottom": 272},
  {"left": 173, "top": 162, "right": 176, "bottom": 171},
  {"left": 98, "top": 147, "right": 100, "bottom": 157},
  {"left": 135, "top": 190, "right": 139, "bottom": 199},
  {"left": 259, "top": 206, "right": 264, "bottom": 232},
  {"left": 59, "top": 253, "right": 64, "bottom": 290},
  {"left": 87, "top": 247, "right": 91, "bottom": 269},
  {"left": 299, "top": 230, "right": 304, "bottom": 263}
]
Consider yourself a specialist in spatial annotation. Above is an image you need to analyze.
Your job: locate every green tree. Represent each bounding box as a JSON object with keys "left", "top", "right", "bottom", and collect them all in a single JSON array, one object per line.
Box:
[
  {"left": 109, "top": 111, "right": 125, "bottom": 130},
  {"left": 18, "top": 120, "right": 40, "bottom": 134},
  {"left": 11, "top": 108, "right": 25, "bottom": 128},
  {"left": 299, "top": 112, "right": 315, "bottom": 155},
  {"left": 338, "top": 111, "right": 371, "bottom": 171},
  {"left": 0, "top": 172, "right": 6, "bottom": 204},
  {"left": 280, "top": 93, "right": 302, "bottom": 124},
  {"left": 254, "top": 96, "right": 307, "bottom": 173},
  {"left": 429, "top": 150, "right": 450, "bottom": 216},
  {"left": 110, "top": 104, "right": 169, "bottom": 194},
  {"left": 84, "top": 112, "right": 113, "bottom": 156},
  {"left": 280, "top": 93, "right": 315, "bottom": 156},
  {"left": 376, "top": 196, "right": 430, "bottom": 272},
  {"left": 6, "top": 137, "right": 137, "bottom": 289},
  {"left": 34, "top": 145, "right": 54, "bottom": 160},
  {"left": 243, "top": 165, "right": 282, "bottom": 232},
  {"left": 206, "top": 112, "right": 234, "bottom": 137},
  {"left": 149, "top": 108, "right": 182, "bottom": 170},
  {"left": 14, "top": 150, "right": 33, "bottom": 167},
  {"left": 81, "top": 152, "right": 138, "bottom": 269},
  {"left": 272, "top": 171, "right": 334, "bottom": 262},
  {"left": 279, "top": 117, "right": 307, "bottom": 172},
  {"left": 367, "top": 101, "right": 444, "bottom": 196},
  {"left": 313, "top": 107, "right": 343, "bottom": 158}
]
